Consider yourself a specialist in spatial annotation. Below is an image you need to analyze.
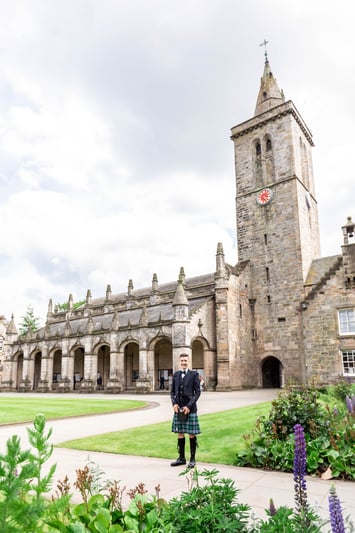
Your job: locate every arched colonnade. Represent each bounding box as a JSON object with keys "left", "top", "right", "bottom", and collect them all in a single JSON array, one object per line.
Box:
[{"left": 12, "top": 336, "right": 211, "bottom": 393}]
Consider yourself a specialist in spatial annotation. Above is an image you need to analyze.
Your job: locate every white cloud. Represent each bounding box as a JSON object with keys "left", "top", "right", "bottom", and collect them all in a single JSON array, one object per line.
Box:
[{"left": 0, "top": 0, "right": 354, "bottom": 326}]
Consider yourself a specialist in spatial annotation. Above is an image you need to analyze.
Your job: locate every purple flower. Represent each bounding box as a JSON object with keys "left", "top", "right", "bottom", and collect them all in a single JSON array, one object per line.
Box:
[
  {"left": 269, "top": 498, "right": 276, "bottom": 516},
  {"left": 328, "top": 483, "right": 345, "bottom": 533},
  {"left": 345, "top": 395, "right": 353, "bottom": 414},
  {"left": 293, "top": 423, "right": 309, "bottom": 516}
]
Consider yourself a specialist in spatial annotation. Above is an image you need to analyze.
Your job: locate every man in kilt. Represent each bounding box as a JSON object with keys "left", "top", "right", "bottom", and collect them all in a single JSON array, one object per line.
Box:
[{"left": 170, "top": 353, "right": 201, "bottom": 468}]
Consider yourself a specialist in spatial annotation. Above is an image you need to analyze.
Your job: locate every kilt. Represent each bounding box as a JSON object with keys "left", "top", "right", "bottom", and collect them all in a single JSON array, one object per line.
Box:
[{"left": 171, "top": 412, "right": 201, "bottom": 435}]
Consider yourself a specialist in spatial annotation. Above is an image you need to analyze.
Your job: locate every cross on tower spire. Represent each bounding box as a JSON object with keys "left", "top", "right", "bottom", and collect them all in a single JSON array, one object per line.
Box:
[{"left": 259, "top": 39, "right": 269, "bottom": 62}]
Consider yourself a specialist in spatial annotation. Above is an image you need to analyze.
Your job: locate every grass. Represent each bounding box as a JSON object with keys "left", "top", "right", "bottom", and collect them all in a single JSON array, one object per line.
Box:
[
  {"left": 0, "top": 398, "right": 147, "bottom": 425},
  {"left": 58, "top": 401, "right": 272, "bottom": 464}
]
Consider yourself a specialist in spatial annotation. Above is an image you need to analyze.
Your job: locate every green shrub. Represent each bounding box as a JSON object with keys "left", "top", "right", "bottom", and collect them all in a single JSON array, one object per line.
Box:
[
  {"left": 255, "top": 505, "right": 323, "bottom": 533},
  {"left": 332, "top": 379, "right": 355, "bottom": 402},
  {"left": 159, "top": 468, "right": 251, "bottom": 532},
  {"left": 235, "top": 386, "right": 355, "bottom": 480},
  {"left": 0, "top": 413, "right": 56, "bottom": 532}
]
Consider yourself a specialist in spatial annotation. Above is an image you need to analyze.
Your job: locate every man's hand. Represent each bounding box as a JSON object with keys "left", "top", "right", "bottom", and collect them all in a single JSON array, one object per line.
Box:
[
  {"left": 182, "top": 406, "right": 190, "bottom": 415},
  {"left": 173, "top": 404, "right": 179, "bottom": 413}
]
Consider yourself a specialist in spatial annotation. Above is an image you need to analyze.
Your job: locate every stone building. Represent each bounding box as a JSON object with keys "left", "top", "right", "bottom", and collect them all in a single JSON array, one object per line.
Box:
[
  {"left": 1, "top": 58, "right": 355, "bottom": 393},
  {"left": 0, "top": 315, "right": 8, "bottom": 384}
]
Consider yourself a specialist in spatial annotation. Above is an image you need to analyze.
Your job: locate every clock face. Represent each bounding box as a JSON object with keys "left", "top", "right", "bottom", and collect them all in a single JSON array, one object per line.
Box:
[{"left": 256, "top": 188, "right": 273, "bottom": 205}]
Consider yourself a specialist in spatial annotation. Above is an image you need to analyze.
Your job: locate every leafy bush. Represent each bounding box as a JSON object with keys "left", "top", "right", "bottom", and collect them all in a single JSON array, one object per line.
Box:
[
  {"left": 255, "top": 505, "right": 322, "bottom": 533},
  {"left": 159, "top": 468, "right": 250, "bottom": 532},
  {"left": 331, "top": 380, "right": 355, "bottom": 402},
  {"left": 262, "top": 387, "right": 329, "bottom": 439},
  {"left": 235, "top": 386, "right": 355, "bottom": 480}
]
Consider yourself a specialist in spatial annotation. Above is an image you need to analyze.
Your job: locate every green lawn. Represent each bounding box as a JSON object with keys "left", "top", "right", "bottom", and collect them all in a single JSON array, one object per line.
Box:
[
  {"left": 59, "top": 402, "right": 271, "bottom": 465},
  {"left": 0, "top": 398, "right": 147, "bottom": 425}
]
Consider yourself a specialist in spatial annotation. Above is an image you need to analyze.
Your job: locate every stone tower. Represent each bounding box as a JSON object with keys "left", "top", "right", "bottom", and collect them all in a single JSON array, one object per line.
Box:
[{"left": 230, "top": 57, "right": 321, "bottom": 385}]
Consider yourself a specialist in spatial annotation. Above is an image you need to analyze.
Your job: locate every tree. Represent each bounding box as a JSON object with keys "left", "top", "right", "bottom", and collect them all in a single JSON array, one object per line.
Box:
[
  {"left": 56, "top": 300, "right": 85, "bottom": 312},
  {"left": 19, "top": 305, "right": 41, "bottom": 336}
]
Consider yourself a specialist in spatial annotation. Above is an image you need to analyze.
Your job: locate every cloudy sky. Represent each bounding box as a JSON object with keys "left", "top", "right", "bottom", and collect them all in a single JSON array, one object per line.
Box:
[{"left": 0, "top": 0, "right": 354, "bottom": 327}]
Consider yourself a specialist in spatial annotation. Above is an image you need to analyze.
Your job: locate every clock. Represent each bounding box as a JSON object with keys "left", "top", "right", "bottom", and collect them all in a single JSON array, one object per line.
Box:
[{"left": 256, "top": 188, "right": 273, "bottom": 205}]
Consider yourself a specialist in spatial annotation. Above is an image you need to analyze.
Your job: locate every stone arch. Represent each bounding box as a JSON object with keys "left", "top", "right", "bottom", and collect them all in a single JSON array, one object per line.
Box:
[
  {"left": 51, "top": 348, "right": 62, "bottom": 390},
  {"left": 191, "top": 338, "right": 204, "bottom": 372},
  {"left": 73, "top": 346, "right": 84, "bottom": 389},
  {"left": 15, "top": 351, "right": 24, "bottom": 390},
  {"left": 191, "top": 336, "right": 214, "bottom": 389},
  {"left": 153, "top": 337, "right": 173, "bottom": 391},
  {"left": 261, "top": 356, "right": 282, "bottom": 388},
  {"left": 32, "top": 350, "right": 42, "bottom": 391},
  {"left": 123, "top": 341, "right": 139, "bottom": 390},
  {"left": 96, "top": 343, "right": 110, "bottom": 390}
]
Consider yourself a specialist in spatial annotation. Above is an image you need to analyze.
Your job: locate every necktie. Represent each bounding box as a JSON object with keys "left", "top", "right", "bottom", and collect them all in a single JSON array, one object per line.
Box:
[{"left": 181, "top": 371, "right": 186, "bottom": 378}]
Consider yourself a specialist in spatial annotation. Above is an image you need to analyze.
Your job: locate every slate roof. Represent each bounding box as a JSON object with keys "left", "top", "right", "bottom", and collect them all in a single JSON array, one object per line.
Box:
[
  {"left": 55, "top": 295, "right": 213, "bottom": 335},
  {"left": 21, "top": 270, "right": 221, "bottom": 340},
  {"left": 305, "top": 255, "right": 341, "bottom": 287},
  {"left": 87, "top": 272, "right": 216, "bottom": 307}
]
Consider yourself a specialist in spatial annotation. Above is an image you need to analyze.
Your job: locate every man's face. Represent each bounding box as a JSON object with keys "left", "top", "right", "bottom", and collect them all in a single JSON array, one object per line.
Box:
[{"left": 180, "top": 356, "right": 189, "bottom": 370}]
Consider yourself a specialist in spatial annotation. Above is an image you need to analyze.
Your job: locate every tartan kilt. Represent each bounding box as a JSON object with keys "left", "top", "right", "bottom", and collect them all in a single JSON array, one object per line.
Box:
[{"left": 171, "top": 412, "right": 201, "bottom": 435}]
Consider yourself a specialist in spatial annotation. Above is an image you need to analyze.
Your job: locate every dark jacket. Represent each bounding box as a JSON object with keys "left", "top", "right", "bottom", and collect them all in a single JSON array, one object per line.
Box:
[{"left": 171, "top": 370, "right": 201, "bottom": 413}]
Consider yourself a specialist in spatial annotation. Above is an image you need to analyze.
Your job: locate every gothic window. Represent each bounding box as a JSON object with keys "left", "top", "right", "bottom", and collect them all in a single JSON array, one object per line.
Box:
[
  {"left": 338, "top": 309, "right": 355, "bottom": 334},
  {"left": 253, "top": 139, "right": 263, "bottom": 186},
  {"left": 342, "top": 349, "right": 355, "bottom": 375},
  {"left": 264, "top": 135, "right": 274, "bottom": 183},
  {"left": 263, "top": 91, "right": 267, "bottom": 100}
]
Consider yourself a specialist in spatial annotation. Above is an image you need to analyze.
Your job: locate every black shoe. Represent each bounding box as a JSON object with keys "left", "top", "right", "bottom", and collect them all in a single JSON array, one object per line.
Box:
[
  {"left": 170, "top": 457, "right": 186, "bottom": 467},
  {"left": 187, "top": 460, "right": 196, "bottom": 469}
]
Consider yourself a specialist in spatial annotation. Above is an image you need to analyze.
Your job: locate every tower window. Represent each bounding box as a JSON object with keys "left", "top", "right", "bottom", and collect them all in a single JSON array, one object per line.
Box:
[
  {"left": 266, "top": 267, "right": 270, "bottom": 281},
  {"left": 263, "top": 91, "right": 267, "bottom": 100},
  {"left": 266, "top": 138, "right": 272, "bottom": 151},
  {"left": 338, "top": 309, "right": 355, "bottom": 334},
  {"left": 256, "top": 142, "right": 261, "bottom": 156},
  {"left": 264, "top": 234, "right": 268, "bottom": 245},
  {"left": 239, "top": 304, "right": 242, "bottom": 318},
  {"left": 267, "top": 295, "right": 271, "bottom": 303},
  {"left": 342, "top": 349, "right": 355, "bottom": 375}
]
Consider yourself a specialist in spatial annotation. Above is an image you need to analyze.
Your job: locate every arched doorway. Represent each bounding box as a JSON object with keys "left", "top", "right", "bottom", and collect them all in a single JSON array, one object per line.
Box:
[
  {"left": 97, "top": 345, "right": 110, "bottom": 390},
  {"left": 16, "top": 352, "right": 24, "bottom": 390},
  {"left": 73, "top": 347, "right": 84, "bottom": 390},
  {"left": 124, "top": 342, "right": 139, "bottom": 390},
  {"left": 52, "top": 350, "right": 62, "bottom": 390},
  {"left": 262, "top": 356, "right": 282, "bottom": 388},
  {"left": 154, "top": 338, "right": 172, "bottom": 391},
  {"left": 192, "top": 339, "right": 204, "bottom": 374},
  {"left": 33, "top": 352, "right": 42, "bottom": 390},
  {"left": 192, "top": 339, "right": 205, "bottom": 390}
]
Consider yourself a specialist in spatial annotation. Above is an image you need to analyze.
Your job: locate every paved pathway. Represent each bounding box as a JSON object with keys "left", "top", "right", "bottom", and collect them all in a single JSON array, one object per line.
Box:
[{"left": 1, "top": 389, "right": 354, "bottom": 522}]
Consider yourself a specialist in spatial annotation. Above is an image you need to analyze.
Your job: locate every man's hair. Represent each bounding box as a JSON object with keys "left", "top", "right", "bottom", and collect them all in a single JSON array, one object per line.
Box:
[{"left": 179, "top": 353, "right": 189, "bottom": 358}]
